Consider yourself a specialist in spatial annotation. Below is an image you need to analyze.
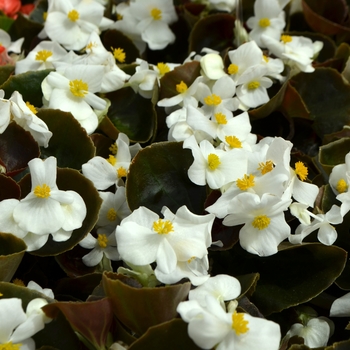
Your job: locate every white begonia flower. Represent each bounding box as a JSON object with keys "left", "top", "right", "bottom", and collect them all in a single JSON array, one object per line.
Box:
[
  {"left": 329, "top": 153, "right": 350, "bottom": 196},
  {"left": 82, "top": 133, "right": 132, "bottom": 190},
  {"left": 189, "top": 274, "right": 241, "bottom": 309},
  {"left": 152, "top": 61, "right": 180, "bottom": 83},
  {"left": 15, "top": 41, "right": 67, "bottom": 75},
  {"left": 227, "top": 41, "right": 264, "bottom": 83},
  {"left": 183, "top": 135, "right": 247, "bottom": 189},
  {"left": 115, "top": 205, "right": 215, "bottom": 277},
  {"left": 79, "top": 230, "right": 120, "bottom": 267},
  {"left": 289, "top": 205, "right": 343, "bottom": 246},
  {"left": 223, "top": 192, "right": 292, "bottom": 256},
  {"left": 128, "top": 0, "right": 178, "bottom": 50},
  {"left": 27, "top": 281, "right": 55, "bottom": 299},
  {"left": 200, "top": 53, "right": 226, "bottom": 80},
  {"left": 12, "top": 157, "right": 86, "bottom": 249},
  {"left": 330, "top": 292, "right": 350, "bottom": 317},
  {"left": 41, "top": 64, "right": 107, "bottom": 134},
  {"left": 207, "top": 0, "right": 236, "bottom": 12},
  {"left": 158, "top": 76, "right": 202, "bottom": 108},
  {"left": 196, "top": 76, "right": 239, "bottom": 119},
  {"left": 0, "top": 199, "right": 27, "bottom": 238},
  {"left": 96, "top": 187, "right": 131, "bottom": 231},
  {"left": 0, "top": 297, "right": 47, "bottom": 350},
  {"left": 286, "top": 317, "right": 332, "bottom": 348},
  {"left": 43, "top": 0, "right": 111, "bottom": 51},
  {"left": 236, "top": 65, "right": 273, "bottom": 109},
  {"left": 246, "top": 0, "right": 285, "bottom": 48},
  {"left": 177, "top": 295, "right": 281, "bottom": 350},
  {"left": 262, "top": 34, "right": 323, "bottom": 73},
  {"left": 289, "top": 202, "right": 311, "bottom": 225},
  {"left": 0, "top": 29, "right": 24, "bottom": 55}
]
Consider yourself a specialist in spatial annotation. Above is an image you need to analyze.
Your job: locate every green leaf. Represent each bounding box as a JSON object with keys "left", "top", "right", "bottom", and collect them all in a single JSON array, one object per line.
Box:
[
  {"left": 105, "top": 87, "right": 156, "bottom": 143},
  {"left": 211, "top": 243, "right": 347, "bottom": 315},
  {"left": 126, "top": 141, "right": 207, "bottom": 215},
  {"left": 0, "top": 233, "right": 26, "bottom": 282},
  {"left": 0, "top": 69, "right": 52, "bottom": 106},
  {"left": 290, "top": 68, "right": 350, "bottom": 139},
  {"left": 19, "top": 168, "right": 102, "bottom": 256},
  {"left": 102, "top": 272, "right": 191, "bottom": 336},
  {"left": 0, "top": 16, "right": 14, "bottom": 32},
  {"left": 37, "top": 109, "right": 96, "bottom": 170},
  {"left": 129, "top": 319, "right": 201, "bottom": 350},
  {"left": 0, "top": 65, "right": 15, "bottom": 85}
]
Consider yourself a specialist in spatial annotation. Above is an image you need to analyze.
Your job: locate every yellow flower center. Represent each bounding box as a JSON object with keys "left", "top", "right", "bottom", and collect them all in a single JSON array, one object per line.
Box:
[
  {"left": 0, "top": 342, "right": 22, "bottom": 350},
  {"left": 252, "top": 215, "right": 271, "bottom": 230},
  {"left": 263, "top": 55, "right": 269, "bottom": 62},
  {"left": 225, "top": 136, "right": 242, "bottom": 148},
  {"left": 107, "top": 208, "right": 117, "bottom": 221},
  {"left": 187, "top": 256, "right": 196, "bottom": 263},
  {"left": 111, "top": 47, "right": 126, "bottom": 63},
  {"left": 176, "top": 81, "right": 188, "bottom": 94},
  {"left": 34, "top": 184, "right": 51, "bottom": 198},
  {"left": 67, "top": 9, "right": 79, "bottom": 22},
  {"left": 157, "top": 62, "right": 170, "bottom": 76},
  {"left": 232, "top": 311, "right": 249, "bottom": 335},
  {"left": 204, "top": 94, "right": 222, "bottom": 106},
  {"left": 117, "top": 167, "right": 128, "bottom": 178},
  {"left": 117, "top": 13, "right": 123, "bottom": 20},
  {"left": 151, "top": 7, "right": 162, "bottom": 20},
  {"left": 258, "top": 160, "right": 274, "bottom": 175},
  {"left": 294, "top": 161, "right": 308, "bottom": 181},
  {"left": 69, "top": 79, "right": 89, "bottom": 98},
  {"left": 109, "top": 144, "right": 118, "bottom": 155},
  {"left": 43, "top": 12, "right": 47, "bottom": 21},
  {"left": 281, "top": 35, "right": 293, "bottom": 44},
  {"left": 259, "top": 18, "right": 270, "bottom": 28},
  {"left": 35, "top": 49, "right": 53, "bottom": 62},
  {"left": 26, "top": 101, "right": 37, "bottom": 114},
  {"left": 12, "top": 278, "right": 25, "bottom": 286},
  {"left": 236, "top": 174, "right": 255, "bottom": 191},
  {"left": 97, "top": 233, "right": 108, "bottom": 248},
  {"left": 247, "top": 81, "right": 260, "bottom": 90},
  {"left": 215, "top": 112, "right": 227, "bottom": 124},
  {"left": 107, "top": 155, "right": 116, "bottom": 166},
  {"left": 336, "top": 178, "right": 348, "bottom": 193},
  {"left": 207, "top": 153, "right": 221, "bottom": 170},
  {"left": 153, "top": 219, "right": 174, "bottom": 234},
  {"left": 228, "top": 63, "right": 239, "bottom": 75}
]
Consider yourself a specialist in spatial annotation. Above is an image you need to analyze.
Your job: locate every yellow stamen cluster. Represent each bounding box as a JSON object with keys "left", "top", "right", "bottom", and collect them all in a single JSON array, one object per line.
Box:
[
  {"left": 258, "top": 160, "right": 274, "bottom": 175},
  {"left": 85, "top": 42, "right": 97, "bottom": 51},
  {"left": 69, "top": 79, "right": 88, "bottom": 98},
  {"left": 207, "top": 153, "right": 221, "bottom": 170},
  {"left": 111, "top": 47, "right": 126, "bottom": 63},
  {"left": 252, "top": 215, "right": 271, "bottom": 230},
  {"left": 107, "top": 155, "right": 117, "bottom": 166},
  {"left": 263, "top": 55, "right": 269, "bottom": 62},
  {"left": 109, "top": 144, "right": 118, "bottom": 155},
  {"left": 34, "top": 184, "right": 51, "bottom": 198},
  {"left": 294, "top": 161, "right": 308, "bottom": 181},
  {"left": 236, "top": 174, "right": 255, "bottom": 191},
  {"left": 35, "top": 50, "right": 53, "bottom": 62},
  {"left": 117, "top": 167, "right": 128, "bottom": 178},
  {"left": 231, "top": 311, "right": 249, "bottom": 335},
  {"left": 247, "top": 81, "right": 260, "bottom": 90},
  {"left": 97, "top": 233, "right": 108, "bottom": 248},
  {"left": 12, "top": 278, "right": 25, "bottom": 286},
  {"left": 281, "top": 35, "right": 292, "bottom": 44},
  {"left": 107, "top": 208, "right": 117, "bottom": 221},
  {"left": 157, "top": 62, "right": 170, "bottom": 76},
  {"left": 214, "top": 112, "right": 227, "bottom": 125},
  {"left": 187, "top": 256, "right": 196, "bottom": 263},
  {"left": 204, "top": 94, "right": 222, "bottom": 106},
  {"left": 259, "top": 18, "right": 270, "bottom": 28},
  {"left": 153, "top": 219, "right": 174, "bottom": 234},
  {"left": 67, "top": 9, "right": 79, "bottom": 22},
  {"left": 176, "top": 81, "right": 188, "bottom": 94},
  {"left": 336, "top": 179, "right": 348, "bottom": 193},
  {"left": 225, "top": 136, "right": 242, "bottom": 148},
  {"left": 26, "top": 101, "right": 37, "bottom": 114},
  {"left": 151, "top": 7, "right": 162, "bottom": 20},
  {"left": 228, "top": 63, "right": 239, "bottom": 75},
  {"left": 43, "top": 12, "right": 47, "bottom": 21},
  {"left": 1, "top": 341, "right": 22, "bottom": 350}
]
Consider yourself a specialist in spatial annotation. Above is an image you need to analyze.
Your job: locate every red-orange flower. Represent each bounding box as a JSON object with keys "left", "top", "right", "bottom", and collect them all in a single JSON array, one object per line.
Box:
[{"left": 0, "top": 0, "right": 21, "bottom": 18}]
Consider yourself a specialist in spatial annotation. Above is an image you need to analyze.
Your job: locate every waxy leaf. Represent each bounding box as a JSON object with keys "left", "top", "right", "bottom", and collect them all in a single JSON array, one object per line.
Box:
[
  {"left": 0, "top": 68, "right": 51, "bottom": 106},
  {"left": 126, "top": 141, "right": 207, "bottom": 215},
  {"left": 102, "top": 272, "right": 191, "bottom": 336},
  {"left": 43, "top": 298, "right": 114, "bottom": 349},
  {"left": 0, "top": 174, "right": 20, "bottom": 200},
  {"left": 19, "top": 168, "right": 102, "bottom": 256},
  {"left": 0, "top": 65, "right": 15, "bottom": 85},
  {"left": 211, "top": 243, "right": 347, "bottom": 315},
  {"left": 38, "top": 109, "right": 96, "bottom": 170},
  {"left": 0, "top": 233, "right": 26, "bottom": 282},
  {"left": 129, "top": 319, "right": 201, "bottom": 350},
  {"left": 106, "top": 87, "right": 156, "bottom": 143}
]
